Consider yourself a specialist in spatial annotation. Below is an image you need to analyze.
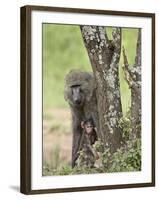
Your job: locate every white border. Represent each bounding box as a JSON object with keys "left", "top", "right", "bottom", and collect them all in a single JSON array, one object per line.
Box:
[{"left": 31, "top": 10, "right": 152, "bottom": 190}]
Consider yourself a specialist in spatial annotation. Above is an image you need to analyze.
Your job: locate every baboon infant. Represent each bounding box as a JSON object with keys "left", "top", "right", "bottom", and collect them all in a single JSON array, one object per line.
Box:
[
  {"left": 64, "top": 70, "right": 99, "bottom": 167},
  {"left": 76, "top": 118, "right": 99, "bottom": 168},
  {"left": 80, "top": 118, "right": 98, "bottom": 147}
]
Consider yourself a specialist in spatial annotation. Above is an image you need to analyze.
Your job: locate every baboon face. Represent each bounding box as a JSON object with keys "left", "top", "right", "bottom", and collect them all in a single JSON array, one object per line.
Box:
[
  {"left": 71, "top": 85, "right": 85, "bottom": 106},
  {"left": 64, "top": 70, "right": 95, "bottom": 109},
  {"left": 84, "top": 122, "right": 94, "bottom": 135}
]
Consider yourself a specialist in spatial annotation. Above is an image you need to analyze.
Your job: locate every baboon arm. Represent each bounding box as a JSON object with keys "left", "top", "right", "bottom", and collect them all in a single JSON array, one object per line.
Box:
[
  {"left": 78, "top": 132, "right": 85, "bottom": 152},
  {"left": 71, "top": 111, "right": 83, "bottom": 167}
]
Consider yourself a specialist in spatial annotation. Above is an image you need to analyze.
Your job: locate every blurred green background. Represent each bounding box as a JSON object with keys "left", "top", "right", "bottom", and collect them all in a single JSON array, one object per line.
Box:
[{"left": 42, "top": 24, "right": 138, "bottom": 174}]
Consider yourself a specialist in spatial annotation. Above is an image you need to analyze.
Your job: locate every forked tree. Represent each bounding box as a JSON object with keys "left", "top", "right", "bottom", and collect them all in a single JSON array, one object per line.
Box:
[
  {"left": 80, "top": 26, "right": 123, "bottom": 152},
  {"left": 122, "top": 29, "right": 141, "bottom": 139}
]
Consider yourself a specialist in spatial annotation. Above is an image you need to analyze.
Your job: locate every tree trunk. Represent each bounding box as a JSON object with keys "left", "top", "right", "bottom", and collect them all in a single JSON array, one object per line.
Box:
[
  {"left": 122, "top": 29, "right": 141, "bottom": 139},
  {"left": 80, "top": 26, "right": 123, "bottom": 152}
]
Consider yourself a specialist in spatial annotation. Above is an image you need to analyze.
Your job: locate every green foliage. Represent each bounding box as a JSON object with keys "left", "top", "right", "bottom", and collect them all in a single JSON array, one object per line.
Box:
[
  {"left": 93, "top": 139, "right": 105, "bottom": 153},
  {"left": 55, "top": 166, "right": 73, "bottom": 175},
  {"left": 75, "top": 119, "right": 141, "bottom": 173},
  {"left": 52, "top": 138, "right": 141, "bottom": 175},
  {"left": 43, "top": 114, "right": 141, "bottom": 176},
  {"left": 118, "top": 109, "right": 132, "bottom": 141},
  {"left": 97, "top": 112, "right": 141, "bottom": 173},
  {"left": 76, "top": 113, "right": 141, "bottom": 173},
  {"left": 102, "top": 138, "right": 141, "bottom": 172}
]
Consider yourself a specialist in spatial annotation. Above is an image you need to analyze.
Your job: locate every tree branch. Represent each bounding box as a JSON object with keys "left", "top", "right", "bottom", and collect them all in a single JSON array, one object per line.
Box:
[
  {"left": 111, "top": 27, "right": 122, "bottom": 65},
  {"left": 135, "top": 29, "right": 141, "bottom": 66},
  {"left": 104, "top": 28, "right": 109, "bottom": 43},
  {"left": 80, "top": 25, "right": 114, "bottom": 67},
  {"left": 122, "top": 46, "right": 134, "bottom": 88}
]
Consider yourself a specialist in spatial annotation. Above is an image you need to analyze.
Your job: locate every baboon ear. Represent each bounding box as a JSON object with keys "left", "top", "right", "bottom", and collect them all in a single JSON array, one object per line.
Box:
[{"left": 81, "top": 121, "right": 84, "bottom": 128}]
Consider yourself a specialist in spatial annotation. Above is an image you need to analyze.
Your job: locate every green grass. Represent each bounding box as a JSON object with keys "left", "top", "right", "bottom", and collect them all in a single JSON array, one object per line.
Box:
[{"left": 43, "top": 24, "right": 138, "bottom": 115}]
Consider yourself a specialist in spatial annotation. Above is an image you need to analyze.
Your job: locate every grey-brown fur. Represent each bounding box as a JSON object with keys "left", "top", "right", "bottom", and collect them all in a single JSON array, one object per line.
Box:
[{"left": 64, "top": 70, "right": 99, "bottom": 167}]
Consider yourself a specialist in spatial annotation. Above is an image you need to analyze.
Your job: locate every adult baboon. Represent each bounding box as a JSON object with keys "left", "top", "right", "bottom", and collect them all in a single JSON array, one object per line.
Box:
[{"left": 64, "top": 70, "right": 99, "bottom": 167}]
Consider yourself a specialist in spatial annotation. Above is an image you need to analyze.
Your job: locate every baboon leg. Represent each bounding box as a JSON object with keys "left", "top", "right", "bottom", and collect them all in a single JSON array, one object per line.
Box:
[{"left": 72, "top": 132, "right": 82, "bottom": 167}]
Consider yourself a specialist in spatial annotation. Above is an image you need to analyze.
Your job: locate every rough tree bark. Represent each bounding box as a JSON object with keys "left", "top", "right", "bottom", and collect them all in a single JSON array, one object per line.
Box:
[
  {"left": 122, "top": 29, "right": 141, "bottom": 139},
  {"left": 80, "top": 26, "right": 123, "bottom": 152}
]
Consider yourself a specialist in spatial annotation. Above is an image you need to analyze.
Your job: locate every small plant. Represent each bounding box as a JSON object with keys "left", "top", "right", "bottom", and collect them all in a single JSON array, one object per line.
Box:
[
  {"left": 118, "top": 109, "right": 131, "bottom": 141},
  {"left": 107, "top": 138, "right": 141, "bottom": 172},
  {"left": 51, "top": 144, "right": 60, "bottom": 169},
  {"left": 93, "top": 139, "right": 105, "bottom": 153}
]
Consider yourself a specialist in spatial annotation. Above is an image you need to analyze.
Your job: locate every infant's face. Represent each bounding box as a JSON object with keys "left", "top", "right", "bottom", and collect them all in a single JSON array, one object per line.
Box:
[{"left": 85, "top": 124, "right": 93, "bottom": 134}]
